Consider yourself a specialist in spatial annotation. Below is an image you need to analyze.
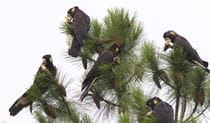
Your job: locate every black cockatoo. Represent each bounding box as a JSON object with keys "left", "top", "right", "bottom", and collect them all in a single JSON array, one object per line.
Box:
[
  {"left": 9, "top": 54, "right": 57, "bottom": 116},
  {"left": 146, "top": 97, "right": 174, "bottom": 123},
  {"left": 163, "top": 30, "right": 210, "bottom": 72},
  {"left": 66, "top": 6, "right": 90, "bottom": 57},
  {"left": 80, "top": 44, "right": 121, "bottom": 101}
]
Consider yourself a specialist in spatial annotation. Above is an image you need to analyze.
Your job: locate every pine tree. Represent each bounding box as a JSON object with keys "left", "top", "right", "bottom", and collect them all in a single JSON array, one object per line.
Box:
[{"left": 25, "top": 7, "right": 210, "bottom": 123}]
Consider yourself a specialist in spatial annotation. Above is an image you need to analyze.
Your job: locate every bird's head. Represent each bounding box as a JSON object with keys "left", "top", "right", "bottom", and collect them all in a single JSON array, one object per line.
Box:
[
  {"left": 42, "top": 54, "right": 53, "bottom": 66},
  {"left": 146, "top": 97, "right": 162, "bottom": 110},
  {"left": 163, "top": 30, "right": 177, "bottom": 51},
  {"left": 68, "top": 6, "right": 79, "bottom": 17},
  {"left": 66, "top": 6, "right": 79, "bottom": 23},
  {"left": 110, "top": 43, "right": 122, "bottom": 56}
]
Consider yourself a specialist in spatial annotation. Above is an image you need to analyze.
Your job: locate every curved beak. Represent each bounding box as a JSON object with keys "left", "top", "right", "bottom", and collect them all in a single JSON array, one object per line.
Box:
[
  {"left": 146, "top": 106, "right": 153, "bottom": 116},
  {"left": 65, "top": 14, "right": 73, "bottom": 23},
  {"left": 164, "top": 38, "right": 173, "bottom": 51},
  {"left": 146, "top": 111, "right": 153, "bottom": 116}
]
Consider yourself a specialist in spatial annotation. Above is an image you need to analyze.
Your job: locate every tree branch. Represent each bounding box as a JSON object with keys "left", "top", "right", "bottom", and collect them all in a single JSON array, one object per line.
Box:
[
  {"left": 183, "top": 105, "right": 208, "bottom": 123},
  {"left": 175, "top": 86, "right": 181, "bottom": 123},
  {"left": 158, "top": 74, "right": 176, "bottom": 89},
  {"left": 99, "top": 39, "right": 114, "bottom": 44},
  {"left": 88, "top": 93, "right": 120, "bottom": 107},
  {"left": 183, "top": 102, "right": 198, "bottom": 123},
  {"left": 79, "top": 52, "right": 96, "bottom": 62},
  {"left": 180, "top": 97, "right": 187, "bottom": 123}
]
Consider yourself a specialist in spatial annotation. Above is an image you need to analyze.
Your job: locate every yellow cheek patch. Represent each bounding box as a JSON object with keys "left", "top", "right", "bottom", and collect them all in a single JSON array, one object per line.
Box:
[
  {"left": 170, "top": 31, "right": 176, "bottom": 36},
  {"left": 116, "top": 48, "right": 119, "bottom": 52},
  {"left": 153, "top": 99, "right": 158, "bottom": 104},
  {"left": 71, "top": 8, "right": 75, "bottom": 13}
]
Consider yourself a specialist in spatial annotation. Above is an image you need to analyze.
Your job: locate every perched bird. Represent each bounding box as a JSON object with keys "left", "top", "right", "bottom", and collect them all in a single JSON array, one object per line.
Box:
[
  {"left": 163, "top": 30, "right": 210, "bottom": 72},
  {"left": 146, "top": 97, "right": 174, "bottom": 123},
  {"left": 9, "top": 54, "right": 57, "bottom": 116},
  {"left": 80, "top": 44, "right": 121, "bottom": 101},
  {"left": 66, "top": 6, "right": 90, "bottom": 57}
]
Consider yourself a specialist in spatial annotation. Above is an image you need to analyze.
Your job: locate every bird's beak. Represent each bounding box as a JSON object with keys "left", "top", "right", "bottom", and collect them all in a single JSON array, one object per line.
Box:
[
  {"left": 146, "top": 111, "right": 153, "bottom": 116},
  {"left": 164, "top": 38, "right": 173, "bottom": 51},
  {"left": 65, "top": 14, "right": 73, "bottom": 23}
]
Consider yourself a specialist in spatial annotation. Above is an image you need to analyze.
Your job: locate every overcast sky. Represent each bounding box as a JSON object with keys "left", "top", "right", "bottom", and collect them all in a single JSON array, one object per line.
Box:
[{"left": 1, "top": 0, "right": 210, "bottom": 122}]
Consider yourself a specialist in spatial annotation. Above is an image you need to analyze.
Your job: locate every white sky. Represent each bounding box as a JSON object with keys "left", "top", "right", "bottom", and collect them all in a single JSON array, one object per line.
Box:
[{"left": 1, "top": 0, "right": 210, "bottom": 122}]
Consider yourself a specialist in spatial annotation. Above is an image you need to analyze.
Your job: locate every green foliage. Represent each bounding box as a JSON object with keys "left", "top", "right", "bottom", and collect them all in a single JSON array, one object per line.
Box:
[
  {"left": 68, "top": 8, "right": 144, "bottom": 116},
  {"left": 118, "top": 112, "right": 131, "bottom": 123},
  {"left": 129, "top": 88, "right": 156, "bottom": 123},
  {"left": 166, "top": 46, "right": 192, "bottom": 85},
  {"left": 60, "top": 22, "right": 74, "bottom": 36},
  {"left": 136, "top": 42, "right": 169, "bottom": 88},
  {"left": 137, "top": 40, "right": 210, "bottom": 122},
  {"left": 81, "top": 114, "right": 92, "bottom": 123},
  {"left": 29, "top": 7, "right": 210, "bottom": 123},
  {"left": 35, "top": 112, "right": 48, "bottom": 123}
]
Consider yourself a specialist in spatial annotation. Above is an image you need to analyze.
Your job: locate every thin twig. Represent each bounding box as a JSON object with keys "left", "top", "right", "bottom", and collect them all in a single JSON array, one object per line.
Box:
[
  {"left": 183, "top": 105, "right": 208, "bottom": 123},
  {"left": 175, "top": 86, "right": 181, "bottom": 123},
  {"left": 93, "top": 93, "right": 120, "bottom": 107},
  {"left": 158, "top": 74, "right": 176, "bottom": 89},
  {"left": 79, "top": 53, "right": 96, "bottom": 62},
  {"left": 99, "top": 39, "right": 114, "bottom": 44},
  {"left": 183, "top": 102, "right": 198, "bottom": 123},
  {"left": 180, "top": 97, "right": 187, "bottom": 123}
]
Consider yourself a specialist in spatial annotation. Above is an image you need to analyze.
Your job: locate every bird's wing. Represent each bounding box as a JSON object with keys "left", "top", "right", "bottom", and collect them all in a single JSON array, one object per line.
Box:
[
  {"left": 82, "top": 50, "right": 114, "bottom": 90},
  {"left": 154, "top": 102, "right": 174, "bottom": 123},
  {"left": 80, "top": 50, "right": 115, "bottom": 100},
  {"left": 175, "top": 37, "right": 194, "bottom": 56},
  {"left": 73, "top": 11, "right": 90, "bottom": 43},
  {"left": 9, "top": 93, "right": 32, "bottom": 116},
  {"left": 94, "top": 50, "right": 115, "bottom": 67},
  {"left": 175, "top": 37, "right": 208, "bottom": 68}
]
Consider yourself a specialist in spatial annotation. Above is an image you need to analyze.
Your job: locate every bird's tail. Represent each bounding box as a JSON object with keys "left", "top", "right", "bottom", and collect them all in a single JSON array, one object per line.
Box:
[
  {"left": 202, "top": 60, "right": 208, "bottom": 68},
  {"left": 68, "top": 38, "right": 82, "bottom": 57},
  {"left": 192, "top": 60, "right": 210, "bottom": 73},
  {"left": 81, "top": 70, "right": 97, "bottom": 91},
  {"left": 80, "top": 75, "right": 97, "bottom": 101},
  {"left": 9, "top": 96, "right": 31, "bottom": 116}
]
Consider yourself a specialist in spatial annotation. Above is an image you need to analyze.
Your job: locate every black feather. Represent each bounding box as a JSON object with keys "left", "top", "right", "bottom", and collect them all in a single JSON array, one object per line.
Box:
[
  {"left": 163, "top": 31, "right": 210, "bottom": 72},
  {"left": 80, "top": 44, "right": 120, "bottom": 101},
  {"left": 68, "top": 7, "right": 90, "bottom": 57}
]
